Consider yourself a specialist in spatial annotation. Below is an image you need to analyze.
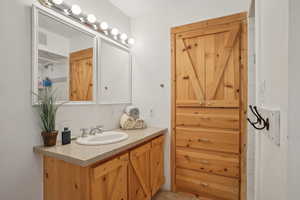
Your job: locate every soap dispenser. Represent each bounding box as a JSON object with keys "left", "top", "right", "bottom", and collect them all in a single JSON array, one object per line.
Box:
[{"left": 61, "top": 127, "right": 71, "bottom": 145}]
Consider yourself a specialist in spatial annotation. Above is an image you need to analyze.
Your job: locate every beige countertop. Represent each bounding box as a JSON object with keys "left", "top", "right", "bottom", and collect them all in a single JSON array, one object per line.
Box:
[{"left": 33, "top": 127, "right": 167, "bottom": 167}]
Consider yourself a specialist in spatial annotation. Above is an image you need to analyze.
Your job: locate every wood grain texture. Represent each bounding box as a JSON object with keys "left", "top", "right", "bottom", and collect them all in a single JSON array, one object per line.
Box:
[
  {"left": 171, "top": 12, "right": 247, "bottom": 34},
  {"left": 91, "top": 154, "right": 129, "bottom": 200},
  {"left": 171, "top": 12, "right": 248, "bottom": 200},
  {"left": 129, "top": 143, "right": 152, "bottom": 200},
  {"left": 69, "top": 48, "right": 93, "bottom": 101},
  {"left": 44, "top": 156, "right": 90, "bottom": 200},
  {"left": 176, "top": 108, "right": 240, "bottom": 130},
  {"left": 240, "top": 20, "right": 248, "bottom": 200},
  {"left": 176, "top": 127, "right": 240, "bottom": 154},
  {"left": 151, "top": 136, "right": 165, "bottom": 196},
  {"left": 43, "top": 136, "right": 165, "bottom": 200},
  {"left": 176, "top": 168, "right": 239, "bottom": 200},
  {"left": 171, "top": 32, "right": 177, "bottom": 192},
  {"left": 176, "top": 148, "right": 240, "bottom": 178}
]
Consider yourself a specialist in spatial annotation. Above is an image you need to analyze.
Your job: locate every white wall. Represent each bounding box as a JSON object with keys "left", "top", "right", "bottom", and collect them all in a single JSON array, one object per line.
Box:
[
  {"left": 0, "top": 0, "right": 130, "bottom": 200},
  {"left": 254, "top": 0, "right": 289, "bottom": 199},
  {"left": 130, "top": 0, "right": 251, "bottom": 190},
  {"left": 287, "top": 0, "right": 300, "bottom": 199}
]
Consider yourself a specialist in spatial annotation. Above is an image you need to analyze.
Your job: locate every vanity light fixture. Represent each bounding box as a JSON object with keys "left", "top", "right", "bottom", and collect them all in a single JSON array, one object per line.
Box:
[
  {"left": 128, "top": 38, "right": 135, "bottom": 45},
  {"left": 100, "top": 22, "right": 109, "bottom": 30},
  {"left": 63, "top": 9, "right": 70, "bottom": 15},
  {"left": 120, "top": 33, "right": 128, "bottom": 41},
  {"left": 52, "top": 0, "right": 63, "bottom": 5},
  {"left": 71, "top": 4, "right": 81, "bottom": 15},
  {"left": 111, "top": 28, "right": 119, "bottom": 36},
  {"left": 87, "top": 14, "right": 96, "bottom": 23},
  {"left": 39, "top": 0, "right": 135, "bottom": 46}
]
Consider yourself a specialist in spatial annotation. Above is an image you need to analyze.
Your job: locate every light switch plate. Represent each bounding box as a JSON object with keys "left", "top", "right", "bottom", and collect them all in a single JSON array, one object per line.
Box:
[{"left": 257, "top": 107, "right": 281, "bottom": 146}]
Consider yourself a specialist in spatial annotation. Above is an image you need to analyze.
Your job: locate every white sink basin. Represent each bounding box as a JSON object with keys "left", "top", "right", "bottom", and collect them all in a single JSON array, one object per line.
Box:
[{"left": 76, "top": 131, "right": 128, "bottom": 145}]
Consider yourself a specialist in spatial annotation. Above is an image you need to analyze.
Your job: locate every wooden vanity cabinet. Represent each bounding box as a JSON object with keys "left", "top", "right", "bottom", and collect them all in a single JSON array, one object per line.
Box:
[
  {"left": 43, "top": 135, "right": 164, "bottom": 200},
  {"left": 91, "top": 153, "right": 129, "bottom": 200}
]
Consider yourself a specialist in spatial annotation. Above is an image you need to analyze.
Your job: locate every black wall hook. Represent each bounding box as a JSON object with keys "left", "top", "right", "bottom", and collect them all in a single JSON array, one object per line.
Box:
[{"left": 247, "top": 105, "right": 270, "bottom": 131}]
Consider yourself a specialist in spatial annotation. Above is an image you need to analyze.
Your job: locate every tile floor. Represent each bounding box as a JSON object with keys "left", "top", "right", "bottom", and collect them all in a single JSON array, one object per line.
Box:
[{"left": 152, "top": 191, "right": 199, "bottom": 200}]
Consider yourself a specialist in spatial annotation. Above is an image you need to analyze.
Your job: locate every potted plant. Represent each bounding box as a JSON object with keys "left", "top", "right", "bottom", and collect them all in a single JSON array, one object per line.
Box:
[{"left": 35, "top": 87, "right": 65, "bottom": 146}]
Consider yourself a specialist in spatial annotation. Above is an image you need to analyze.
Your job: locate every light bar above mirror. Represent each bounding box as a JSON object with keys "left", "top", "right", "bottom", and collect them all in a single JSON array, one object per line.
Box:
[{"left": 38, "top": 0, "right": 135, "bottom": 47}]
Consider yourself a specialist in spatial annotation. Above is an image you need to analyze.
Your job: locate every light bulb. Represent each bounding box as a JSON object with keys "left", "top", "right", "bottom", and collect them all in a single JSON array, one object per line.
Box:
[
  {"left": 111, "top": 28, "right": 119, "bottom": 36},
  {"left": 128, "top": 38, "right": 135, "bottom": 45},
  {"left": 100, "top": 22, "right": 108, "bottom": 30},
  {"left": 120, "top": 33, "right": 128, "bottom": 41},
  {"left": 87, "top": 14, "right": 96, "bottom": 23},
  {"left": 71, "top": 5, "right": 81, "bottom": 15},
  {"left": 52, "top": 0, "right": 63, "bottom": 5}
]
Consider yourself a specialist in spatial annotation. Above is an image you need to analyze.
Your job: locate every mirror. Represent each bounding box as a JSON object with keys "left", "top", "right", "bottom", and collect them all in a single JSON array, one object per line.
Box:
[
  {"left": 32, "top": 9, "right": 97, "bottom": 104},
  {"left": 99, "top": 40, "right": 132, "bottom": 104}
]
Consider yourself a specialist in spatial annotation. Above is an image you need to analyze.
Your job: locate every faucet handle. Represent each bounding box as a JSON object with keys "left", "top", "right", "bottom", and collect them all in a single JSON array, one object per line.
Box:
[
  {"left": 80, "top": 128, "right": 89, "bottom": 137},
  {"left": 96, "top": 125, "right": 103, "bottom": 129}
]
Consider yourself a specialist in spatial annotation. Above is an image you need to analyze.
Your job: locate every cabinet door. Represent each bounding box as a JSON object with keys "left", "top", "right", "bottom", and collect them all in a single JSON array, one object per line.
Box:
[
  {"left": 91, "top": 153, "right": 129, "bottom": 200},
  {"left": 176, "top": 24, "right": 241, "bottom": 108},
  {"left": 70, "top": 48, "right": 93, "bottom": 101},
  {"left": 129, "top": 143, "right": 151, "bottom": 200},
  {"left": 150, "top": 136, "right": 165, "bottom": 196}
]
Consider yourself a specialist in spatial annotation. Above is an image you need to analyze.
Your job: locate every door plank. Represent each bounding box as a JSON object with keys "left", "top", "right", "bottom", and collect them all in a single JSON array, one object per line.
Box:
[
  {"left": 177, "top": 38, "right": 205, "bottom": 102},
  {"left": 208, "top": 25, "right": 241, "bottom": 100}
]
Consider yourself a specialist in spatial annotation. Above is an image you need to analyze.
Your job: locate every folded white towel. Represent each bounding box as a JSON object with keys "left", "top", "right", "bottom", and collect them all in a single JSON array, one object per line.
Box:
[
  {"left": 124, "top": 106, "right": 140, "bottom": 120},
  {"left": 120, "top": 113, "right": 147, "bottom": 130}
]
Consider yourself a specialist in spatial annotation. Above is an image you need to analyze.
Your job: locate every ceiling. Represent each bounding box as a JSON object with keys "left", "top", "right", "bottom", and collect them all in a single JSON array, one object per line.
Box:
[
  {"left": 109, "top": 0, "right": 251, "bottom": 18},
  {"left": 109, "top": 0, "right": 170, "bottom": 18}
]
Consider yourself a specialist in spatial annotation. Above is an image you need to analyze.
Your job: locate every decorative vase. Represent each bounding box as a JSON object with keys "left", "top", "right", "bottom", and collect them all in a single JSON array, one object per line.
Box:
[{"left": 41, "top": 131, "right": 58, "bottom": 147}]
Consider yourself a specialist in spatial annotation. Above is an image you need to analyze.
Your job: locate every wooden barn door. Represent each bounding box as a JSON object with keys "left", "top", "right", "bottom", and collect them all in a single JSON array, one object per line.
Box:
[
  {"left": 171, "top": 13, "right": 248, "bottom": 200},
  {"left": 70, "top": 48, "right": 93, "bottom": 101},
  {"left": 175, "top": 24, "right": 241, "bottom": 108}
]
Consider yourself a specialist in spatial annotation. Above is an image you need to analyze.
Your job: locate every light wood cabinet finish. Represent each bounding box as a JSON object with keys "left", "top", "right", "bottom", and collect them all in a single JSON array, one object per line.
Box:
[
  {"left": 171, "top": 12, "right": 248, "bottom": 200},
  {"left": 43, "top": 136, "right": 164, "bottom": 200},
  {"left": 176, "top": 127, "right": 240, "bottom": 154},
  {"left": 151, "top": 136, "right": 165, "bottom": 196},
  {"left": 91, "top": 154, "right": 129, "bottom": 200},
  {"left": 176, "top": 168, "right": 239, "bottom": 200},
  {"left": 70, "top": 48, "right": 93, "bottom": 101},
  {"left": 129, "top": 143, "right": 152, "bottom": 200},
  {"left": 176, "top": 148, "right": 240, "bottom": 178}
]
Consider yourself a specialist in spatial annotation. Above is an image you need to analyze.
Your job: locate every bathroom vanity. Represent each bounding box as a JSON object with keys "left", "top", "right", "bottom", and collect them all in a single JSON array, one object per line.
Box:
[{"left": 34, "top": 128, "right": 166, "bottom": 200}]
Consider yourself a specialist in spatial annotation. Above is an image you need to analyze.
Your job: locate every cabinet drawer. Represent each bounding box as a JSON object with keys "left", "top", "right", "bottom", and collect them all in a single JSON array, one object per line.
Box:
[
  {"left": 176, "top": 168, "right": 239, "bottom": 200},
  {"left": 176, "top": 108, "right": 239, "bottom": 130},
  {"left": 91, "top": 153, "right": 129, "bottom": 179},
  {"left": 176, "top": 127, "right": 239, "bottom": 153},
  {"left": 176, "top": 148, "right": 239, "bottom": 178}
]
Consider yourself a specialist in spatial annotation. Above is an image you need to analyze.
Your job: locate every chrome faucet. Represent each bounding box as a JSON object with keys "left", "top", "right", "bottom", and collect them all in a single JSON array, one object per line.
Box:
[
  {"left": 89, "top": 125, "right": 104, "bottom": 135},
  {"left": 80, "top": 128, "right": 89, "bottom": 138}
]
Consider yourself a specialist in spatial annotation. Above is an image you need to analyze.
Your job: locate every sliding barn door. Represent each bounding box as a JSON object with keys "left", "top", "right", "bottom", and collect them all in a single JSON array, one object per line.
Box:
[
  {"left": 171, "top": 13, "right": 248, "bottom": 200},
  {"left": 176, "top": 24, "right": 241, "bottom": 108}
]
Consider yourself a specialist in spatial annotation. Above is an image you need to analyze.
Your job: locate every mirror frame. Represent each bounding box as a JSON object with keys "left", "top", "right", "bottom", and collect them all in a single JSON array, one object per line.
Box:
[
  {"left": 98, "top": 39, "right": 132, "bottom": 105},
  {"left": 32, "top": 4, "right": 99, "bottom": 105}
]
